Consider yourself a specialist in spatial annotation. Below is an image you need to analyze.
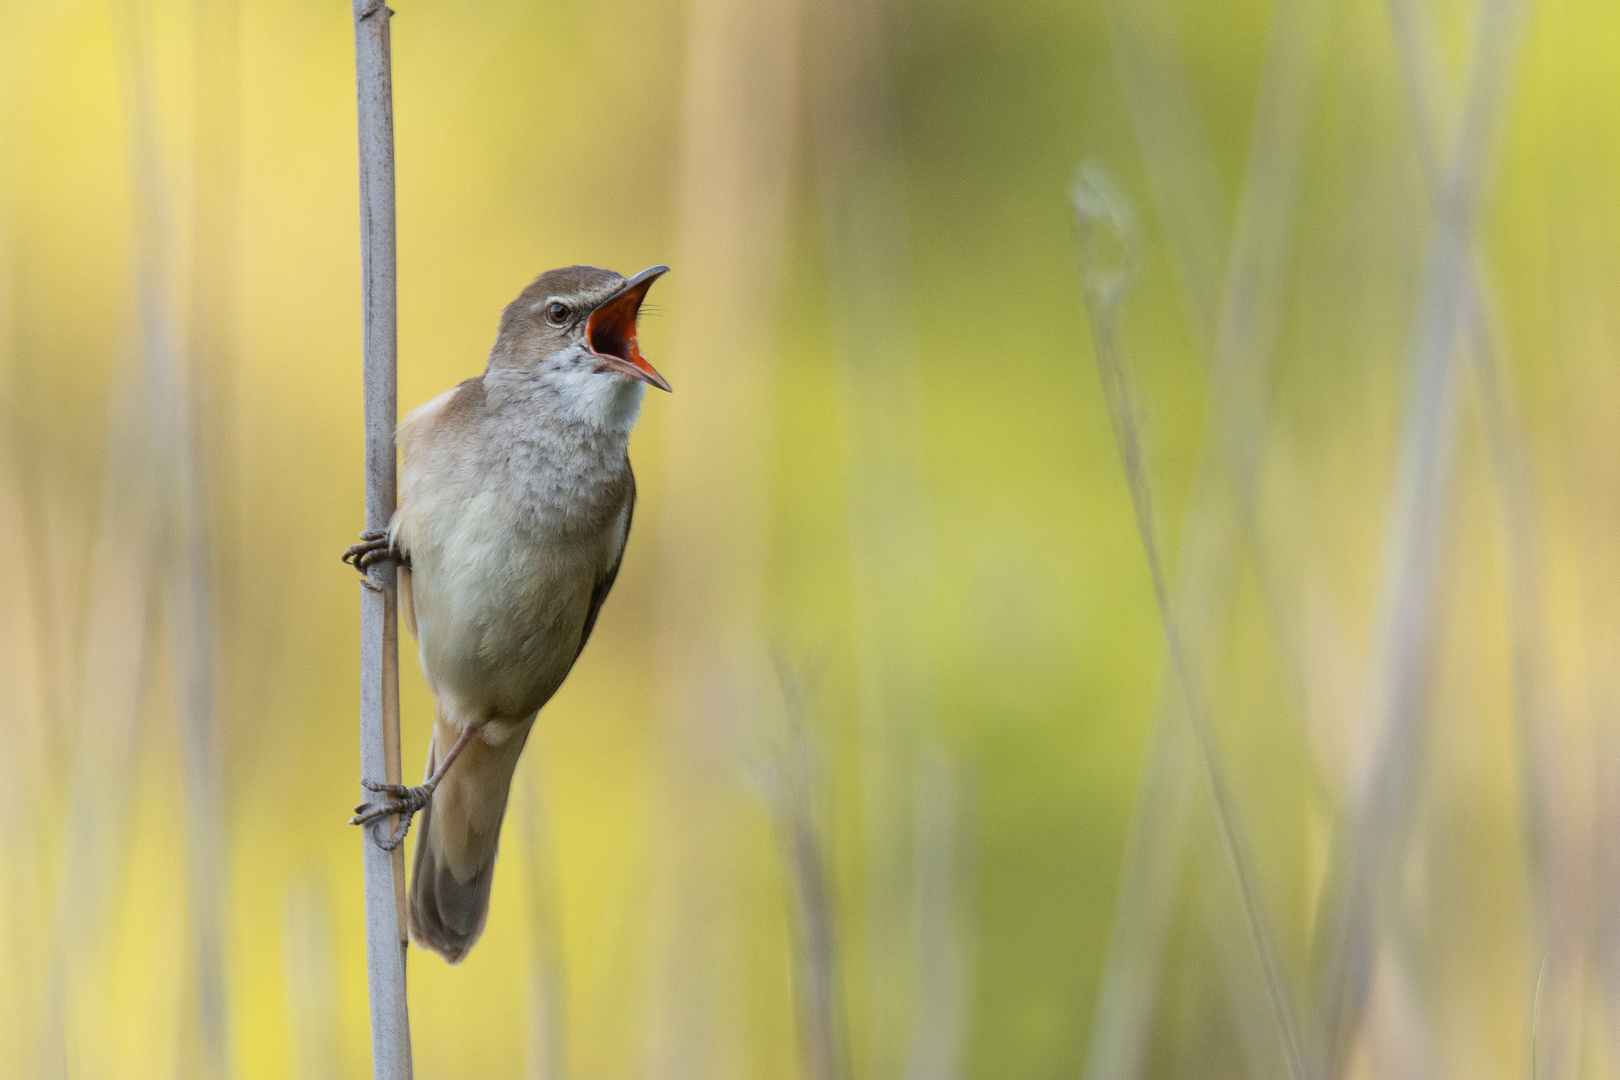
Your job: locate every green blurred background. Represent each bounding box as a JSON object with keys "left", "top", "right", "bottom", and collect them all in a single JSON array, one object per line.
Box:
[{"left": 1, "top": 0, "right": 1616, "bottom": 1077}]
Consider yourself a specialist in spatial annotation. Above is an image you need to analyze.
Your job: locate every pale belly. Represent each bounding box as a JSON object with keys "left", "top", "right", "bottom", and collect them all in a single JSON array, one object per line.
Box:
[{"left": 407, "top": 496, "right": 602, "bottom": 728}]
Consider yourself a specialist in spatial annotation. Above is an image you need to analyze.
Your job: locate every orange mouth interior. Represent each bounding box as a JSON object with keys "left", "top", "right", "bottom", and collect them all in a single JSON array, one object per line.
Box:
[
  {"left": 585, "top": 275, "right": 668, "bottom": 390},
  {"left": 586, "top": 295, "right": 644, "bottom": 367}
]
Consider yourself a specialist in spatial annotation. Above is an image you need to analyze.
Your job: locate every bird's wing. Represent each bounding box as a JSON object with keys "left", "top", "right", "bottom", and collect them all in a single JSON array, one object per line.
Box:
[{"left": 575, "top": 463, "right": 635, "bottom": 661}]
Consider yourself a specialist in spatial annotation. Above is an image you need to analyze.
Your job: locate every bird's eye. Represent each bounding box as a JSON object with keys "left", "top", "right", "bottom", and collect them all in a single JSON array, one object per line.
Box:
[{"left": 545, "top": 301, "right": 569, "bottom": 325}]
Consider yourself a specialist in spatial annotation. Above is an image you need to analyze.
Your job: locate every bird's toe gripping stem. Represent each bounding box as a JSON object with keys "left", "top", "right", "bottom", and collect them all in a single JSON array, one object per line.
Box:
[
  {"left": 342, "top": 529, "right": 407, "bottom": 591},
  {"left": 349, "top": 725, "right": 475, "bottom": 851},
  {"left": 351, "top": 779, "right": 435, "bottom": 851}
]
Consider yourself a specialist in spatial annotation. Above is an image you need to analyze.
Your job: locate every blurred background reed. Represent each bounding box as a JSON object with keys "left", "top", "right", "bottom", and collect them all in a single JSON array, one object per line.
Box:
[{"left": 0, "top": 0, "right": 1616, "bottom": 1077}]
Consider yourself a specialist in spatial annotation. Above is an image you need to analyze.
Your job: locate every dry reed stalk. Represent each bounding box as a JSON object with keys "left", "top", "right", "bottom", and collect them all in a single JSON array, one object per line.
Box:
[
  {"left": 1397, "top": 5, "right": 1577, "bottom": 1077},
  {"left": 190, "top": 0, "right": 241, "bottom": 537},
  {"left": 1386, "top": 3, "right": 1576, "bottom": 1075},
  {"left": 113, "top": 0, "right": 237, "bottom": 1066},
  {"left": 1313, "top": 0, "right": 1526, "bottom": 1067},
  {"left": 1082, "top": 0, "right": 1328, "bottom": 1073},
  {"left": 283, "top": 876, "right": 343, "bottom": 1080},
  {"left": 770, "top": 661, "right": 851, "bottom": 1080},
  {"left": 1072, "top": 165, "right": 1313, "bottom": 1080},
  {"left": 37, "top": 3, "right": 226, "bottom": 1066},
  {"left": 161, "top": 353, "right": 234, "bottom": 1080},
  {"left": 0, "top": 159, "right": 75, "bottom": 785},
  {"left": 804, "top": 0, "right": 940, "bottom": 1070},
  {"left": 181, "top": 1, "right": 244, "bottom": 1065},
  {"left": 0, "top": 175, "right": 59, "bottom": 1073},
  {"left": 1081, "top": 696, "right": 1199, "bottom": 1080},
  {"left": 0, "top": 343, "right": 60, "bottom": 1078},
  {"left": 901, "top": 751, "right": 971, "bottom": 1080},
  {"left": 1103, "top": 0, "right": 1230, "bottom": 351},
  {"left": 189, "top": 1, "right": 243, "bottom": 887},
  {"left": 350, "top": 2, "right": 411, "bottom": 1076},
  {"left": 1192, "top": 810, "right": 1305, "bottom": 1078},
  {"left": 644, "top": 0, "right": 798, "bottom": 1071},
  {"left": 42, "top": 342, "right": 159, "bottom": 1078},
  {"left": 1360, "top": 939, "right": 1430, "bottom": 1080},
  {"left": 519, "top": 772, "right": 567, "bottom": 1080},
  {"left": 1167, "top": 0, "right": 1330, "bottom": 1067}
]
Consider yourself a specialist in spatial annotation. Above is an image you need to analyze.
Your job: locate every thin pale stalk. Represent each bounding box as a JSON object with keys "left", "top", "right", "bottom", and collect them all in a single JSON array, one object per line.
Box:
[
  {"left": 0, "top": 186, "right": 59, "bottom": 1075},
  {"left": 350, "top": 2, "right": 411, "bottom": 1076},
  {"left": 42, "top": 22, "right": 181, "bottom": 1060},
  {"left": 1103, "top": 0, "right": 1230, "bottom": 351},
  {"left": 283, "top": 877, "right": 342, "bottom": 1080},
  {"left": 805, "top": 0, "right": 938, "bottom": 1070},
  {"left": 1185, "top": 1, "right": 1331, "bottom": 1071},
  {"left": 519, "top": 773, "right": 568, "bottom": 1080},
  {"left": 190, "top": 0, "right": 241, "bottom": 546},
  {"left": 1386, "top": 3, "right": 1576, "bottom": 1074},
  {"left": 7, "top": 337, "right": 155, "bottom": 1076},
  {"left": 1193, "top": 808, "right": 1303, "bottom": 1079},
  {"left": 1083, "top": 0, "right": 1328, "bottom": 1072},
  {"left": 771, "top": 661, "right": 851, "bottom": 1080},
  {"left": 187, "top": 0, "right": 245, "bottom": 1055},
  {"left": 1313, "top": 0, "right": 1525, "bottom": 1067},
  {"left": 644, "top": 0, "right": 797, "bottom": 1069},
  {"left": 1531, "top": 961, "right": 1546, "bottom": 1080},
  {"left": 0, "top": 209, "right": 74, "bottom": 783},
  {"left": 41, "top": 343, "right": 157, "bottom": 1076},
  {"left": 1363, "top": 933, "right": 1435, "bottom": 1080},
  {"left": 113, "top": 0, "right": 234, "bottom": 1070},
  {"left": 1073, "top": 168, "right": 1314, "bottom": 1080},
  {"left": 902, "top": 751, "right": 972, "bottom": 1080},
  {"left": 1081, "top": 688, "right": 1198, "bottom": 1080},
  {"left": 189, "top": 5, "right": 244, "bottom": 963}
]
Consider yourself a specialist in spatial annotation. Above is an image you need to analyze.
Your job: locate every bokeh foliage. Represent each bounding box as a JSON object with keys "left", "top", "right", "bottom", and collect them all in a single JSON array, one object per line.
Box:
[{"left": 0, "top": 0, "right": 1616, "bottom": 1078}]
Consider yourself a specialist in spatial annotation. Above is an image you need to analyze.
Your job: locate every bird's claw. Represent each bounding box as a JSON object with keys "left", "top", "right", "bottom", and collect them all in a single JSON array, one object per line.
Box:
[
  {"left": 351, "top": 780, "right": 435, "bottom": 851},
  {"left": 342, "top": 530, "right": 406, "bottom": 574},
  {"left": 360, "top": 779, "right": 414, "bottom": 798}
]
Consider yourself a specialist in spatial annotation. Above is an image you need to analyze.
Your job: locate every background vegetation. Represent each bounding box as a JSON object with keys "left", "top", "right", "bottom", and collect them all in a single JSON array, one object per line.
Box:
[{"left": 0, "top": 0, "right": 1615, "bottom": 1077}]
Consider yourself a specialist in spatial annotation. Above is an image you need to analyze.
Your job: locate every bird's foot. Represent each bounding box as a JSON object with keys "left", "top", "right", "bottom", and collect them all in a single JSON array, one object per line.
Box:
[
  {"left": 343, "top": 530, "right": 396, "bottom": 571},
  {"left": 351, "top": 779, "right": 435, "bottom": 851},
  {"left": 342, "top": 530, "right": 407, "bottom": 591}
]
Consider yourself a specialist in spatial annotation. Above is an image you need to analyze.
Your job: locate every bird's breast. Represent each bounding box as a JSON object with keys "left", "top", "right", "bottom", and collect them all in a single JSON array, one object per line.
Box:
[{"left": 399, "top": 442, "right": 625, "bottom": 724}]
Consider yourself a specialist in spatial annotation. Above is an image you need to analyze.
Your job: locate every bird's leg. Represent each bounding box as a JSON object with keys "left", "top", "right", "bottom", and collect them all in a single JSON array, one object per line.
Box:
[
  {"left": 351, "top": 723, "right": 479, "bottom": 851},
  {"left": 342, "top": 530, "right": 409, "bottom": 587}
]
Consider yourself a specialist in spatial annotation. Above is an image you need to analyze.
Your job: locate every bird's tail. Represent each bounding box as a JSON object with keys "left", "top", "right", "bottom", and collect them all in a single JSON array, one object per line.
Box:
[{"left": 409, "top": 708, "right": 530, "bottom": 964}]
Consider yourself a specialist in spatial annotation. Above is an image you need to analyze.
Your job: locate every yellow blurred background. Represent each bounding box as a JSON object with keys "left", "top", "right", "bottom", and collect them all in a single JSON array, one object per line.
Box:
[{"left": 1, "top": 0, "right": 1617, "bottom": 1077}]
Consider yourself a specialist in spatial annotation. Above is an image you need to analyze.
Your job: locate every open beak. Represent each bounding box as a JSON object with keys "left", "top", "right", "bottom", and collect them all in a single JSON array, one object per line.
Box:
[{"left": 586, "top": 265, "right": 671, "bottom": 392}]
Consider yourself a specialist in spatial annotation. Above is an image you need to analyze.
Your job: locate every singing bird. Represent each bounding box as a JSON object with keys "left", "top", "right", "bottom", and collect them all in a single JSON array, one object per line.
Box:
[{"left": 345, "top": 264, "right": 670, "bottom": 963}]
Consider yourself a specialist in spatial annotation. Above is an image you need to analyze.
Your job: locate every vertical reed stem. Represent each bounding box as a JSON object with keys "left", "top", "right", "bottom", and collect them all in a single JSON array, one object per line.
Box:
[{"left": 351, "top": 2, "right": 411, "bottom": 1076}]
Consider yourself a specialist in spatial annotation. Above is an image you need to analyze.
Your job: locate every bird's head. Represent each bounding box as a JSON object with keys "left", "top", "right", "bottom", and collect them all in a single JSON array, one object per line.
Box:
[{"left": 488, "top": 264, "right": 670, "bottom": 428}]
